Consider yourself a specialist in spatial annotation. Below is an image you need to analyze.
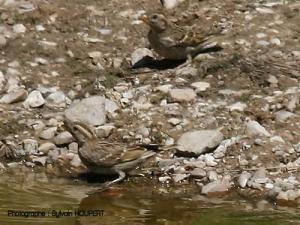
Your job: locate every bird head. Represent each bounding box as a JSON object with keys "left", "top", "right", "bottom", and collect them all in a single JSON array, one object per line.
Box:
[{"left": 139, "top": 13, "right": 168, "bottom": 33}]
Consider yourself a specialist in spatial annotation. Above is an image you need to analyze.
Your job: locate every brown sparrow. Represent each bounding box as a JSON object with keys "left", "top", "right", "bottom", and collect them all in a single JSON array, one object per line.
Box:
[
  {"left": 139, "top": 13, "right": 222, "bottom": 61},
  {"left": 65, "top": 120, "right": 156, "bottom": 187}
]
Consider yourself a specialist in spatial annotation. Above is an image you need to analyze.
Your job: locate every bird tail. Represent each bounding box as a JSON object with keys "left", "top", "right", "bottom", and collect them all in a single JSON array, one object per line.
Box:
[{"left": 193, "top": 41, "right": 223, "bottom": 55}]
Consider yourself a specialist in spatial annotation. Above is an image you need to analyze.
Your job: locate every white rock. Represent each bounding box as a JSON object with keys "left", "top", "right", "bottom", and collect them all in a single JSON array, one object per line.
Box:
[
  {"left": 191, "top": 82, "right": 210, "bottom": 92},
  {"left": 95, "top": 125, "right": 115, "bottom": 138},
  {"left": 175, "top": 67, "right": 198, "bottom": 77},
  {"left": 131, "top": 48, "right": 153, "bottom": 65},
  {"left": 38, "top": 142, "right": 56, "bottom": 153},
  {"left": 201, "top": 180, "right": 231, "bottom": 195},
  {"left": 238, "top": 171, "right": 252, "bottom": 188},
  {"left": 54, "top": 131, "right": 74, "bottom": 145},
  {"left": 39, "top": 127, "right": 57, "bottom": 140},
  {"left": 274, "top": 110, "right": 295, "bottom": 122},
  {"left": 23, "top": 90, "right": 45, "bottom": 108},
  {"left": 13, "top": 24, "right": 26, "bottom": 33},
  {"left": 65, "top": 96, "right": 106, "bottom": 126},
  {"left": 168, "top": 118, "right": 181, "bottom": 126},
  {"left": 228, "top": 102, "right": 247, "bottom": 112},
  {"left": 246, "top": 120, "right": 271, "bottom": 137},
  {"left": 0, "top": 89, "right": 28, "bottom": 104},
  {"left": 169, "top": 88, "right": 196, "bottom": 102},
  {"left": 177, "top": 130, "right": 223, "bottom": 155},
  {"left": 23, "top": 139, "right": 38, "bottom": 154}
]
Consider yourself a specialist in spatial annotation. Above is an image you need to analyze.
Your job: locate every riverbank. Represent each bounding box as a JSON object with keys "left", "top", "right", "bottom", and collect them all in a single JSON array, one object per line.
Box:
[{"left": 0, "top": 0, "right": 300, "bottom": 206}]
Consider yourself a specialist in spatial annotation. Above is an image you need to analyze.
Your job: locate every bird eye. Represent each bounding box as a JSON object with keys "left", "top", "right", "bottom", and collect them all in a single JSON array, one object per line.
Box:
[{"left": 152, "top": 14, "right": 158, "bottom": 20}]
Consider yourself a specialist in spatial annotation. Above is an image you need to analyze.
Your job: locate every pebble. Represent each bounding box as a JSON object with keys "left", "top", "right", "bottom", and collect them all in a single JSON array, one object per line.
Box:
[
  {"left": 23, "top": 90, "right": 45, "bottom": 108},
  {"left": 23, "top": 139, "right": 38, "bottom": 155},
  {"left": 13, "top": 24, "right": 26, "bottom": 33},
  {"left": 172, "top": 173, "right": 189, "bottom": 183},
  {"left": 131, "top": 48, "right": 153, "bottom": 66},
  {"left": 238, "top": 171, "right": 252, "bottom": 188},
  {"left": 175, "top": 67, "right": 198, "bottom": 77},
  {"left": 191, "top": 82, "right": 210, "bottom": 92},
  {"left": 201, "top": 180, "right": 231, "bottom": 196},
  {"left": 228, "top": 102, "right": 247, "bottom": 112},
  {"left": 38, "top": 142, "right": 56, "bottom": 154},
  {"left": 169, "top": 88, "right": 196, "bottom": 102},
  {"left": 177, "top": 130, "right": 223, "bottom": 156},
  {"left": 0, "top": 89, "right": 28, "bottom": 104},
  {"left": 95, "top": 125, "right": 115, "bottom": 138},
  {"left": 54, "top": 131, "right": 74, "bottom": 145},
  {"left": 65, "top": 96, "right": 106, "bottom": 126},
  {"left": 246, "top": 120, "right": 271, "bottom": 137},
  {"left": 39, "top": 127, "right": 57, "bottom": 140},
  {"left": 190, "top": 168, "right": 206, "bottom": 178},
  {"left": 32, "top": 156, "right": 47, "bottom": 166}
]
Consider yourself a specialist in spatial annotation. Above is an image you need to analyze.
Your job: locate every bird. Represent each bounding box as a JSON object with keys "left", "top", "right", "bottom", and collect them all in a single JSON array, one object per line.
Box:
[
  {"left": 64, "top": 120, "right": 156, "bottom": 188},
  {"left": 139, "top": 13, "right": 223, "bottom": 62}
]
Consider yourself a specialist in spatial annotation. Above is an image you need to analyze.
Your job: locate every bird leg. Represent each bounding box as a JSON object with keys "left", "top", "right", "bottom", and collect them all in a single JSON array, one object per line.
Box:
[
  {"left": 102, "top": 170, "right": 126, "bottom": 187},
  {"left": 175, "top": 54, "right": 193, "bottom": 69},
  {"left": 86, "top": 170, "right": 126, "bottom": 195}
]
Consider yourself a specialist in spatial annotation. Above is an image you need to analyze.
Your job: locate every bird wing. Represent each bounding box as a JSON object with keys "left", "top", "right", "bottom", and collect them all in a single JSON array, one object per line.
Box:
[{"left": 164, "top": 23, "right": 210, "bottom": 47}]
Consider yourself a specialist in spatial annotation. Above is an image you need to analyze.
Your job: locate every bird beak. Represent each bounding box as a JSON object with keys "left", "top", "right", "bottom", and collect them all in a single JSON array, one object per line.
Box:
[{"left": 138, "top": 15, "right": 149, "bottom": 24}]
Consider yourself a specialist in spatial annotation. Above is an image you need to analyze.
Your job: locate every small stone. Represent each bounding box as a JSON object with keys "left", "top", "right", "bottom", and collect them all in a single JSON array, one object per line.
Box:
[
  {"left": 32, "top": 156, "right": 47, "bottom": 166},
  {"left": 238, "top": 171, "right": 252, "bottom": 188},
  {"left": 251, "top": 167, "right": 268, "bottom": 184},
  {"left": 207, "top": 170, "right": 218, "bottom": 181},
  {"left": 168, "top": 118, "right": 181, "bottom": 126},
  {"left": 70, "top": 154, "right": 82, "bottom": 167},
  {"left": 172, "top": 173, "right": 189, "bottom": 183},
  {"left": 175, "top": 67, "right": 198, "bottom": 77},
  {"left": 190, "top": 168, "right": 206, "bottom": 178},
  {"left": 201, "top": 154, "right": 218, "bottom": 167},
  {"left": 68, "top": 142, "right": 78, "bottom": 152},
  {"left": 38, "top": 142, "right": 56, "bottom": 154},
  {"left": 105, "top": 99, "right": 119, "bottom": 114},
  {"left": 256, "top": 40, "right": 270, "bottom": 47},
  {"left": 46, "top": 91, "right": 69, "bottom": 108},
  {"left": 156, "top": 85, "right": 173, "bottom": 93},
  {"left": 228, "top": 102, "right": 247, "bottom": 112},
  {"left": 23, "top": 90, "right": 45, "bottom": 108},
  {"left": 292, "top": 51, "right": 300, "bottom": 58},
  {"left": 95, "top": 125, "right": 115, "bottom": 138},
  {"left": 191, "top": 82, "right": 210, "bottom": 92},
  {"left": 54, "top": 131, "right": 74, "bottom": 145},
  {"left": 201, "top": 180, "right": 231, "bottom": 196},
  {"left": 169, "top": 88, "right": 196, "bottom": 102},
  {"left": 159, "top": 176, "right": 171, "bottom": 183},
  {"left": 270, "top": 38, "right": 281, "bottom": 46},
  {"left": 23, "top": 139, "right": 38, "bottom": 155},
  {"left": 274, "top": 110, "right": 295, "bottom": 122},
  {"left": 267, "top": 75, "right": 278, "bottom": 84},
  {"left": 36, "top": 24, "right": 45, "bottom": 31},
  {"left": 65, "top": 96, "right": 106, "bottom": 126},
  {"left": 177, "top": 130, "right": 223, "bottom": 156},
  {"left": 0, "top": 35, "right": 7, "bottom": 47},
  {"left": 246, "top": 120, "right": 271, "bottom": 137},
  {"left": 256, "top": 7, "right": 275, "bottom": 14},
  {"left": 13, "top": 24, "right": 26, "bottom": 33},
  {"left": 34, "top": 57, "right": 48, "bottom": 65},
  {"left": 131, "top": 48, "right": 153, "bottom": 66},
  {"left": 161, "top": 0, "right": 181, "bottom": 9},
  {"left": 0, "top": 89, "right": 28, "bottom": 104},
  {"left": 39, "top": 127, "right": 57, "bottom": 140}
]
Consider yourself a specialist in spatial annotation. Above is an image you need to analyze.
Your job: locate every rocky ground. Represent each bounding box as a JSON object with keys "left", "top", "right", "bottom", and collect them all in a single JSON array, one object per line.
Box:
[{"left": 0, "top": 0, "right": 300, "bottom": 206}]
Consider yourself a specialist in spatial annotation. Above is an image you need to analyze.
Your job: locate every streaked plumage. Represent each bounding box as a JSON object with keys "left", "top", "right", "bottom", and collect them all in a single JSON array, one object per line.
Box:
[{"left": 140, "top": 13, "right": 222, "bottom": 60}]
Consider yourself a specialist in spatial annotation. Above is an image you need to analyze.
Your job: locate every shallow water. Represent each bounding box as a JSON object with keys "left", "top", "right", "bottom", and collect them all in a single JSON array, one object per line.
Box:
[{"left": 1, "top": 168, "right": 300, "bottom": 225}]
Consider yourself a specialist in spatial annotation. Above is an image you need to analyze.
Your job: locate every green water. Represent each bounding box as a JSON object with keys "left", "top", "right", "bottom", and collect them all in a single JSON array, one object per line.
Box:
[{"left": 0, "top": 168, "right": 300, "bottom": 225}]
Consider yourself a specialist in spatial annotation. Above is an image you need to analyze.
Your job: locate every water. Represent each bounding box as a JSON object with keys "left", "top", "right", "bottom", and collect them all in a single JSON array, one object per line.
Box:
[{"left": 0, "top": 168, "right": 300, "bottom": 225}]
